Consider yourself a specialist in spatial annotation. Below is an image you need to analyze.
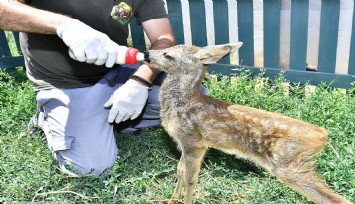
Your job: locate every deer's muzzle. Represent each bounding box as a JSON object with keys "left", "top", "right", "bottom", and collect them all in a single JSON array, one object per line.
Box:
[{"left": 143, "top": 51, "right": 150, "bottom": 63}]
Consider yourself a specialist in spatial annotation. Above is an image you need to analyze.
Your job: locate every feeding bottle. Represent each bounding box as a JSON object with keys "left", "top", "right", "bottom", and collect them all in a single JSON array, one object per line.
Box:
[
  {"left": 68, "top": 46, "right": 145, "bottom": 65},
  {"left": 116, "top": 46, "right": 145, "bottom": 64}
]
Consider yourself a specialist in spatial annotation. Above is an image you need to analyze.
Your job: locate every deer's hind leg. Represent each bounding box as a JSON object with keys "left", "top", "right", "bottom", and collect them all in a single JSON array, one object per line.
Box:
[{"left": 271, "top": 149, "right": 351, "bottom": 204}]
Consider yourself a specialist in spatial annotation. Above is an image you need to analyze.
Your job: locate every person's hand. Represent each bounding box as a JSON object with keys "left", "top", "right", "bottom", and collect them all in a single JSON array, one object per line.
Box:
[
  {"left": 57, "top": 19, "right": 119, "bottom": 68},
  {"left": 104, "top": 81, "right": 149, "bottom": 124}
]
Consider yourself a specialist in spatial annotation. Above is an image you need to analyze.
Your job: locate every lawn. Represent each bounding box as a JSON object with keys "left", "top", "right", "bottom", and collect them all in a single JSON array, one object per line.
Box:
[{"left": 0, "top": 67, "right": 354, "bottom": 203}]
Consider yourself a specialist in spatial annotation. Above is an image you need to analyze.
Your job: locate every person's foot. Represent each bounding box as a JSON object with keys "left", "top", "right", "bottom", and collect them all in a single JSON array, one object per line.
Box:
[
  {"left": 21, "top": 109, "right": 44, "bottom": 139},
  {"left": 119, "top": 128, "right": 149, "bottom": 137}
]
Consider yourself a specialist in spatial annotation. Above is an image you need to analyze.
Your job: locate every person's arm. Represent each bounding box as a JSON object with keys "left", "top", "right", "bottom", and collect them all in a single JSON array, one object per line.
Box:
[
  {"left": 104, "top": 17, "right": 176, "bottom": 124},
  {"left": 127, "top": 18, "right": 176, "bottom": 85},
  {"left": 0, "top": 0, "right": 122, "bottom": 67},
  {"left": 0, "top": 0, "right": 71, "bottom": 34}
]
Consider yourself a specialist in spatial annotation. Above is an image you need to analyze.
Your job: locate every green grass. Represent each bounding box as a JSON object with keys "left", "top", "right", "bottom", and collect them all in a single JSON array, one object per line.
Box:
[{"left": 0, "top": 68, "right": 354, "bottom": 203}]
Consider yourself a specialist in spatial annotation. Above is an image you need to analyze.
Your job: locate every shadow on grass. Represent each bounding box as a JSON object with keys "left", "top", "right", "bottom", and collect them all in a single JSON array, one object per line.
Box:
[
  {"left": 204, "top": 149, "right": 265, "bottom": 176},
  {"left": 130, "top": 126, "right": 266, "bottom": 181}
]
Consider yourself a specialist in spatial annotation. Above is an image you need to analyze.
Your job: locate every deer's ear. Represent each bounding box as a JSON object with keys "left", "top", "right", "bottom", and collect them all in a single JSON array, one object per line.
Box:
[{"left": 194, "top": 43, "right": 243, "bottom": 64}]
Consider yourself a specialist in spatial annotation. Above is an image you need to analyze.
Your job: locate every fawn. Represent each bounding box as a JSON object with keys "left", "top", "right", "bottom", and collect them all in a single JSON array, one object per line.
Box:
[{"left": 144, "top": 44, "right": 351, "bottom": 204}]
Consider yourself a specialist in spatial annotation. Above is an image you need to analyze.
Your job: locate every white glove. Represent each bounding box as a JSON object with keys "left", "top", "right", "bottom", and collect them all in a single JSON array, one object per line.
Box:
[
  {"left": 104, "top": 82, "right": 149, "bottom": 124},
  {"left": 57, "top": 19, "right": 119, "bottom": 68}
]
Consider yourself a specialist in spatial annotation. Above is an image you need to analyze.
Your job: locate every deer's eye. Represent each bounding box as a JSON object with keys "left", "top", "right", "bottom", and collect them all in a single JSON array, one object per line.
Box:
[{"left": 163, "top": 53, "right": 174, "bottom": 60}]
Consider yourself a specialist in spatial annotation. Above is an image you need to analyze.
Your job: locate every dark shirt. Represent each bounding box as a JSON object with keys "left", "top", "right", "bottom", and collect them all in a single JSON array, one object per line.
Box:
[{"left": 21, "top": 0, "right": 167, "bottom": 91}]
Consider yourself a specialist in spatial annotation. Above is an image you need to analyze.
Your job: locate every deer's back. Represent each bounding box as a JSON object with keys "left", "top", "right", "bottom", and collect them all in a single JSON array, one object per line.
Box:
[{"left": 160, "top": 95, "right": 328, "bottom": 164}]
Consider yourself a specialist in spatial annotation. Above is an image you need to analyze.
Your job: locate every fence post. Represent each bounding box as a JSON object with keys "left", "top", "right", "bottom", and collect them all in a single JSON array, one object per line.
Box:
[
  {"left": 317, "top": 0, "right": 340, "bottom": 73},
  {"left": 263, "top": 0, "right": 281, "bottom": 68},
  {"left": 129, "top": 18, "right": 146, "bottom": 52},
  {"left": 237, "top": 0, "right": 254, "bottom": 66},
  {"left": 213, "top": 0, "right": 230, "bottom": 63},
  {"left": 0, "top": 30, "right": 11, "bottom": 57},
  {"left": 189, "top": 0, "right": 208, "bottom": 46},
  {"left": 167, "top": 0, "right": 185, "bottom": 44},
  {"left": 290, "top": 0, "right": 309, "bottom": 71}
]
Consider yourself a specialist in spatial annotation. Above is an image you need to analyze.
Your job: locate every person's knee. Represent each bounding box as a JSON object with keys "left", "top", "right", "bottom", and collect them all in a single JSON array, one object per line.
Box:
[{"left": 55, "top": 149, "right": 118, "bottom": 177}]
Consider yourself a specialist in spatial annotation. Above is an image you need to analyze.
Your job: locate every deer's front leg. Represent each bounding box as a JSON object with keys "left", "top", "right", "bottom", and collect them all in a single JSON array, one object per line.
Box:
[
  {"left": 168, "top": 157, "right": 185, "bottom": 204},
  {"left": 183, "top": 147, "right": 207, "bottom": 204}
]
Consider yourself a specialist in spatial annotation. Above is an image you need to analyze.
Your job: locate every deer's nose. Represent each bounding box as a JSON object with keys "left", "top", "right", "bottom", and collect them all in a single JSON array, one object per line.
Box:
[{"left": 143, "top": 51, "right": 150, "bottom": 62}]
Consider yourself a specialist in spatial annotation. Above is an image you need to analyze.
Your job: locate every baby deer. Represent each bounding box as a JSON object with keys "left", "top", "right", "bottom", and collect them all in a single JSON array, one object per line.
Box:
[{"left": 144, "top": 44, "right": 351, "bottom": 204}]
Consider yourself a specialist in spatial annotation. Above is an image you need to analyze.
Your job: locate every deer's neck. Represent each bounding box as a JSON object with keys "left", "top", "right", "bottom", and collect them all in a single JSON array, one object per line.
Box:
[{"left": 160, "top": 66, "right": 207, "bottom": 110}]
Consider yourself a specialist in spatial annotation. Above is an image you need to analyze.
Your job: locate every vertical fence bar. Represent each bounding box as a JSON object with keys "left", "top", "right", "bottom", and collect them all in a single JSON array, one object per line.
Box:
[
  {"left": 237, "top": 0, "right": 254, "bottom": 66},
  {"left": 12, "top": 32, "right": 21, "bottom": 54},
  {"left": 263, "top": 0, "right": 281, "bottom": 68},
  {"left": 129, "top": 18, "right": 146, "bottom": 51},
  {"left": 213, "top": 0, "right": 230, "bottom": 63},
  {"left": 0, "top": 30, "right": 11, "bottom": 57},
  {"left": 349, "top": 0, "right": 355, "bottom": 75},
  {"left": 167, "top": 0, "right": 185, "bottom": 44},
  {"left": 189, "top": 0, "right": 207, "bottom": 46},
  {"left": 317, "top": 0, "right": 340, "bottom": 73},
  {"left": 290, "top": 0, "right": 309, "bottom": 70}
]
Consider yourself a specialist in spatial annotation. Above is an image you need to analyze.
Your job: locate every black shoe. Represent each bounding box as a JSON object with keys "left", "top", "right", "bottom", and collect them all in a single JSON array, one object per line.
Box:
[
  {"left": 27, "top": 113, "right": 40, "bottom": 137},
  {"left": 119, "top": 128, "right": 149, "bottom": 137},
  {"left": 22, "top": 106, "right": 44, "bottom": 139}
]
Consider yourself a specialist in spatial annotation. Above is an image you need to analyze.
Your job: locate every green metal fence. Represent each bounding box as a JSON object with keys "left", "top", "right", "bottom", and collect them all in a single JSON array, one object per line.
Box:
[
  {"left": 132, "top": 0, "right": 355, "bottom": 88},
  {"left": 0, "top": 31, "right": 24, "bottom": 69}
]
